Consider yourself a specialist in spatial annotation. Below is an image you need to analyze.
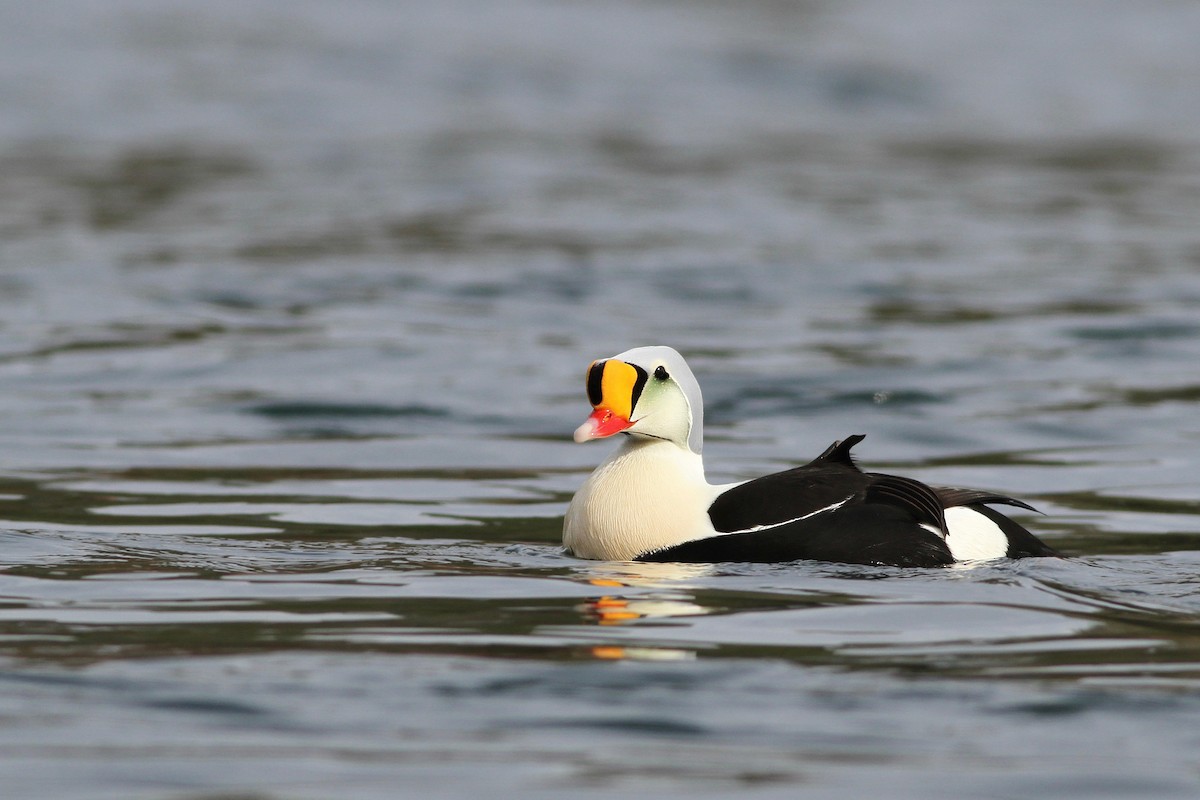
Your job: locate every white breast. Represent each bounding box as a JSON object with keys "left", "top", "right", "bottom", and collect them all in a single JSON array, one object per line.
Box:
[{"left": 563, "top": 438, "right": 722, "bottom": 561}]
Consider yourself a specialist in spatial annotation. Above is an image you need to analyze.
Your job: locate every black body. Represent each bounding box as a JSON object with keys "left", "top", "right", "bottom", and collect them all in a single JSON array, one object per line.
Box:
[{"left": 636, "top": 435, "right": 1059, "bottom": 567}]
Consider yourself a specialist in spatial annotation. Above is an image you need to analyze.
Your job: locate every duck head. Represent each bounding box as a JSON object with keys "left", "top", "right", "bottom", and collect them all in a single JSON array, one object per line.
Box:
[{"left": 572, "top": 345, "right": 704, "bottom": 454}]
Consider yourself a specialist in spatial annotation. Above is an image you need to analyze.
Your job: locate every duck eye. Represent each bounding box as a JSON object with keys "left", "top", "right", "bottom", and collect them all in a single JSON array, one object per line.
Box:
[{"left": 654, "top": 366, "right": 669, "bottom": 380}]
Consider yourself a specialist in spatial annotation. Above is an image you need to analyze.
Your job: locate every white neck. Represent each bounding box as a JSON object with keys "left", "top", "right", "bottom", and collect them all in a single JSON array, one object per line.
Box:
[{"left": 563, "top": 437, "right": 721, "bottom": 560}]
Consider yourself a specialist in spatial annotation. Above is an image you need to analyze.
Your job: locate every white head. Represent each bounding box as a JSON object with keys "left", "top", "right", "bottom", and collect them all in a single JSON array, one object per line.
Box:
[{"left": 571, "top": 345, "right": 705, "bottom": 454}]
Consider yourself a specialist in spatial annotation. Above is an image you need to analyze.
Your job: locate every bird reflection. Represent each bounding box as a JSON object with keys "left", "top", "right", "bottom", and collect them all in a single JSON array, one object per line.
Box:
[
  {"left": 576, "top": 561, "right": 712, "bottom": 661},
  {"left": 578, "top": 560, "right": 714, "bottom": 625},
  {"left": 584, "top": 559, "right": 715, "bottom": 586}
]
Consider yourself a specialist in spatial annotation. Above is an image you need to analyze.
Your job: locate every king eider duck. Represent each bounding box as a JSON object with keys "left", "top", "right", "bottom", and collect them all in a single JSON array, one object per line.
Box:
[{"left": 563, "top": 346, "right": 1059, "bottom": 567}]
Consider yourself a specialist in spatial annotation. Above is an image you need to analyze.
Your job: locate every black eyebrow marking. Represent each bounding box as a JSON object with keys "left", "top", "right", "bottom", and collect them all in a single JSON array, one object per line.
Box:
[
  {"left": 629, "top": 364, "right": 649, "bottom": 410},
  {"left": 586, "top": 361, "right": 605, "bottom": 406}
]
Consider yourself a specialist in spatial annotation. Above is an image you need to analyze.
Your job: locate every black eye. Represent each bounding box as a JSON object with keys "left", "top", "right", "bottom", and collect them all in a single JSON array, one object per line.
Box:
[{"left": 654, "top": 365, "right": 669, "bottom": 381}]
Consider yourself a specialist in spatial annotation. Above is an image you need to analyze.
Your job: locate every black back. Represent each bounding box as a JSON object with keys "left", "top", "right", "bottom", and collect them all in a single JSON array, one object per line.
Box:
[
  {"left": 639, "top": 503, "right": 955, "bottom": 567},
  {"left": 707, "top": 435, "right": 872, "bottom": 532},
  {"left": 640, "top": 435, "right": 1056, "bottom": 567}
]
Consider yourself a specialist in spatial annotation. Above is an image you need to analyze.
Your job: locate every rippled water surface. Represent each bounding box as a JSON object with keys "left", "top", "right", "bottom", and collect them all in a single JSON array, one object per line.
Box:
[{"left": 4, "top": 1, "right": 1200, "bottom": 798}]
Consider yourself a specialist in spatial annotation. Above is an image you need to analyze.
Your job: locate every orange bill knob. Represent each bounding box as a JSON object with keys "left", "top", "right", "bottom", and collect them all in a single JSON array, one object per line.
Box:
[{"left": 574, "top": 359, "right": 647, "bottom": 441}]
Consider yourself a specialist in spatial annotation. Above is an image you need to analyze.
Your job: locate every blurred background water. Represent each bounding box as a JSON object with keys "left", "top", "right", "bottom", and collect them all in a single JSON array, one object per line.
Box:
[{"left": 2, "top": 1, "right": 1200, "bottom": 798}]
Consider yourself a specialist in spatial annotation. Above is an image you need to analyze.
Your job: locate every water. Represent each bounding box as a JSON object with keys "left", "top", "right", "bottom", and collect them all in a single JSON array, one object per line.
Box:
[{"left": 3, "top": 1, "right": 1200, "bottom": 797}]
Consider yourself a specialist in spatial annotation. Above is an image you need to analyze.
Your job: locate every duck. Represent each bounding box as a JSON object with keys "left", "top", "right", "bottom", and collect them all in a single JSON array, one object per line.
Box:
[{"left": 562, "top": 345, "right": 1059, "bottom": 567}]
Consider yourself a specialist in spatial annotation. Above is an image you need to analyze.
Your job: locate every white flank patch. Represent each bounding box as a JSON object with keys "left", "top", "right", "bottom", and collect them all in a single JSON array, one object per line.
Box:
[
  {"left": 944, "top": 506, "right": 1008, "bottom": 561},
  {"left": 721, "top": 497, "right": 851, "bottom": 536}
]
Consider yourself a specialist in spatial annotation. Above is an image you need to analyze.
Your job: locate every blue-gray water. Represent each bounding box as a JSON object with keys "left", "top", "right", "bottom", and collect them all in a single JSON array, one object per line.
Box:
[{"left": 3, "top": 2, "right": 1200, "bottom": 798}]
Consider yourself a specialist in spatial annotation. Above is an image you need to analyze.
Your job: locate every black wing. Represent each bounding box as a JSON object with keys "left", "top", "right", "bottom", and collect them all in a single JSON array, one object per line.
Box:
[
  {"left": 648, "top": 435, "right": 1055, "bottom": 567},
  {"left": 707, "top": 434, "right": 948, "bottom": 536},
  {"left": 707, "top": 435, "right": 871, "bottom": 533},
  {"left": 935, "top": 487, "right": 1039, "bottom": 514},
  {"left": 640, "top": 502, "right": 955, "bottom": 567},
  {"left": 650, "top": 435, "right": 955, "bottom": 567}
]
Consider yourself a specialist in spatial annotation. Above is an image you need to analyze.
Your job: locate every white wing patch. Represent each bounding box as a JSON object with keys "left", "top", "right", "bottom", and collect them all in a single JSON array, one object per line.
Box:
[{"left": 944, "top": 506, "right": 1009, "bottom": 561}]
